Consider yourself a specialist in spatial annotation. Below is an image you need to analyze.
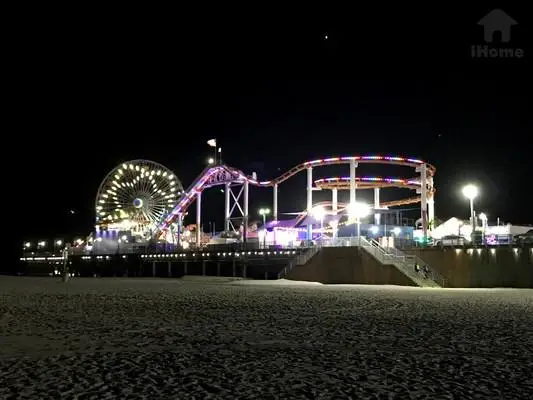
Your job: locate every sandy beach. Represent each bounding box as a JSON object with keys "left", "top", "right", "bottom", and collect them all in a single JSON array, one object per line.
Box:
[{"left": 1, "top": 277, "right": 532, "bottom": 399}]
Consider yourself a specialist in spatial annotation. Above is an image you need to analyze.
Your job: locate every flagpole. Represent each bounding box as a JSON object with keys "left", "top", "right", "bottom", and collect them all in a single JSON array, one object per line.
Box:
[{"left": 207, "top": 138, "right": 218, "bottom": 164}]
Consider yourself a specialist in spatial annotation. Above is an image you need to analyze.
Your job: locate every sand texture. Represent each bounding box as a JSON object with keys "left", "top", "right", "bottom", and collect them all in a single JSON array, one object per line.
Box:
[{"left": 1, "top": 277, "right": 532, "bottom": 399}]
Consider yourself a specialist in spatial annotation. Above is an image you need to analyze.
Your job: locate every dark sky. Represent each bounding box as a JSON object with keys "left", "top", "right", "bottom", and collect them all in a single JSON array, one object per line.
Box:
[{"left": 16, "top": 6, "right": 531, "bottom": 243}]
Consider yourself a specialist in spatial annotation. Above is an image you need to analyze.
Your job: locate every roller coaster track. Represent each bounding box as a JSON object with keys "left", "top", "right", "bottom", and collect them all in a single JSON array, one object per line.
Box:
[
  {"left": 155, "top": 155, "right": 435, "bottom": 236},
  {"left": 257, "top": 155, "right": 435, "bottom": 186},
  {"left": 290, "top": 196, "right": 426, "bottom": 228},
  {"left": 314, "top": 176, "right": 422, "bottom": 191}
]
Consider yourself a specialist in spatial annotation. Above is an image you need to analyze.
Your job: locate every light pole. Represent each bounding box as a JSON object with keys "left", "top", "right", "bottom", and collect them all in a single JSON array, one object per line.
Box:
[
  {"left": 479, "top": 212, "right": 488, "bottom": 244},
  {"left": 259, "top": 208, "right": 270, "bottom": 248},
  {"left": 462, "top": 184, "right": 478, "bottom": 235},
  {"left": 311, "top": 206, "right": 326, "bottom": 243},
  {"left": 348, "top": 202, "right": 370, "bottom": 246},
  {"left": 329, "top": 220, "right": 339, "bottom": 241}
]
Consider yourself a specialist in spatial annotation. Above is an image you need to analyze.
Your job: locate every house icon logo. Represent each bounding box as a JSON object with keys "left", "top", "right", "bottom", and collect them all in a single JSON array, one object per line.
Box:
[
  {"left": 471, "top": 8, "right": 523, "bottom": 59},
  {"left": 478, "top": 9, "right": 517, "bottom": 43}
]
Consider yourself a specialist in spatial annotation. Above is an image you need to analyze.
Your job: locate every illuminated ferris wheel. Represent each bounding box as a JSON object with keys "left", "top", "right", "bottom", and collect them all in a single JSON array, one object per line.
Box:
[{"left": 95, "top": 160, "right": 184, "bottom": 237}]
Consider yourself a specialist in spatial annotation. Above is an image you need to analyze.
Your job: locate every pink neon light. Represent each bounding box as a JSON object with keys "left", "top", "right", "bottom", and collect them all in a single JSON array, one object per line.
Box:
[
  {"left": 158, "top": 156, "right": 432, "bottom": 233},
  {"left": 305, "top": 155, "right": 426, "bottom": 166},
  {"left": 315, "top": 176, "right": 421, "bottom": 186},
  {"left": 385, "top": 156, "right": 404, "bottom": 161}
]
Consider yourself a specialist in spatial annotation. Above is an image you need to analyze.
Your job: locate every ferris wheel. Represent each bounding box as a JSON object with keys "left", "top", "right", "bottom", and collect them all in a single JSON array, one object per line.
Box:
[{"left": 95, "top": 160, "right": 184, "bottom": 237}]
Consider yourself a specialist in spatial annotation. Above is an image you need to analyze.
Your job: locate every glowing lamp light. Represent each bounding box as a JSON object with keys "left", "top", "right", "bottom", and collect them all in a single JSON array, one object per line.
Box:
[
  {"left": 207, "top": 158, "right": 215, "bottom": 165},
  {"left": 55, "top": 240, "right": 63, "bottom": 246},
  {"left": 348, "top": 202, "right": 370, "bottom": 219},
  {"left": 38, "top": 241, "right": 46, "bottom": 248},
  {"left": 462, "top": 184, "right": 478, "bottom": 200},
  {"left": 392, "top": 227, "right": 402, "bottom": 236},
  {"left": 311, "top": 205, "right": 326, "bottom": 220},
  {"left": 479, "top": 212, "right": 487, "bottom": 222},
  {"left": 370, "top": 226, "right": 379, "bottom": 235},
  {"left": 181, "top": 241, "right": 190, "bottom": 249},
  {"left": 24, "top": 242, "right": 31, "bottom": 248},
  {"left": 259, "top": 208, "right": 270, "bottom": 216}
]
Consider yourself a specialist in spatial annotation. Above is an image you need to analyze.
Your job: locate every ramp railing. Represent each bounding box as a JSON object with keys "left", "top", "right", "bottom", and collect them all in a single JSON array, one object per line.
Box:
[
  {"left": 360, "top": 238, "right": 443, "bottom": 288},
  {"left": 277, "top": 246, "right": 320, "bottom": 279}
]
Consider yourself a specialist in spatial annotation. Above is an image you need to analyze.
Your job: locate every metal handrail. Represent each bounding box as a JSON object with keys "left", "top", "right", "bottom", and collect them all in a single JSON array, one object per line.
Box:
[
  {"left": 360, "top": 237, "right": 443, "bottom": 288},
  {"left": 278, "top": 246, "right": 320, "bottom": 279},
  {"left": 391, "top": 247, "right": 449, "bottom": 287}
]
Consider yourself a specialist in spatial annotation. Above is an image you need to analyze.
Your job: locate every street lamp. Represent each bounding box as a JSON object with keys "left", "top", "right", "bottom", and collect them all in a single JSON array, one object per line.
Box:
[
  {"left": 24, "top": 242, "right": 31, "bottom": 249},
  {"left": 38, "top": 241, "right": 46, "bottom": 249},
  {"left": 462, "top": 184, "right": 478, "bottom": 232},
  {"left": 207, "top": 157, "right": 215, "bottom": 165},
  {"left": 311, "top": 206, "right": 326, "bottom": 240},
  {"left": 479, "top": 212, "right": 488, "bottom": 243},
  {"left": 329, "top": 219, "right": 339, "bottom": 240},
  {"left": 53, "top": 240, "right": 63, "bottom": 254},
  {"left": 259, "top": 208, "right": 270, "bottom": 248},
  {"left": 348, "top": 202, "right": 370, "bottom": 245}
]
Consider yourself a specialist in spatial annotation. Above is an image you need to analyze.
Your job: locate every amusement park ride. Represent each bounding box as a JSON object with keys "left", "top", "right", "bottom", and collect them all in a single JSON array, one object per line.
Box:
[{"left": 91, "top": 155, "right": 436, "bottom": 251}]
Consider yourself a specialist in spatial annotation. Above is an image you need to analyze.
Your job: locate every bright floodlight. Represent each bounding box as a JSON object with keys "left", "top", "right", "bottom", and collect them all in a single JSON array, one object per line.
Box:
[
  {"left": 56, "top": 240, "right": 62, "bottom": 246},
  {"left": 311, "top": 205, "right": 326, "bottom": 220},
  {"left": 207, "top": 158, "right": 215, "bottom": 165},
  {"left": 121, "top": 235, "right": 127, "bottom": 241},
  {"left": 392, "top": 227, "right": 402, "bottom": 236},
  {"left": 259, "top": 208, "right": 270, "bottom": 215},
  {"left": 462, "top": 184, "right": 478, "bottom": 200},
  {"left": 38, "top": 241, "right": 46, "bottom": 247},
  {"left": 348, "top": 202, "right": 370, "bottom": 218},
  {"left": 479, "top": 212, "right": 487, "bottom": 222},
  {"left": 370, "top": 226, "right": 379, "bottom": 234},
  {"left": 24, "top": 242, "right": 31, "bottom": 248}
]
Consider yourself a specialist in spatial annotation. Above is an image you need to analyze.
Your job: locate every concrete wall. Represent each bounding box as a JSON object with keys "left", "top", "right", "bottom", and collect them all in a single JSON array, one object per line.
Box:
[
  {"left": 404, "top": 247, "right": 533, "bottom": 288},
  {"left": 287, "top": 247, "right": 415, "bottom": 286}
]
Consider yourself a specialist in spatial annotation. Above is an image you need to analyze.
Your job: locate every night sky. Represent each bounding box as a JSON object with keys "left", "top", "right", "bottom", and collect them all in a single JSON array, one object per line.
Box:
[{"left": 16, "top": 6, "right": 530, "bottom": 244}]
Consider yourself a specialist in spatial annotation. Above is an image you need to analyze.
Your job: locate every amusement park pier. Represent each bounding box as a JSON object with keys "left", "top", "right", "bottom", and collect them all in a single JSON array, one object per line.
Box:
[{"left": 19, "top": 154, "right": 533, "bottom": 288}]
